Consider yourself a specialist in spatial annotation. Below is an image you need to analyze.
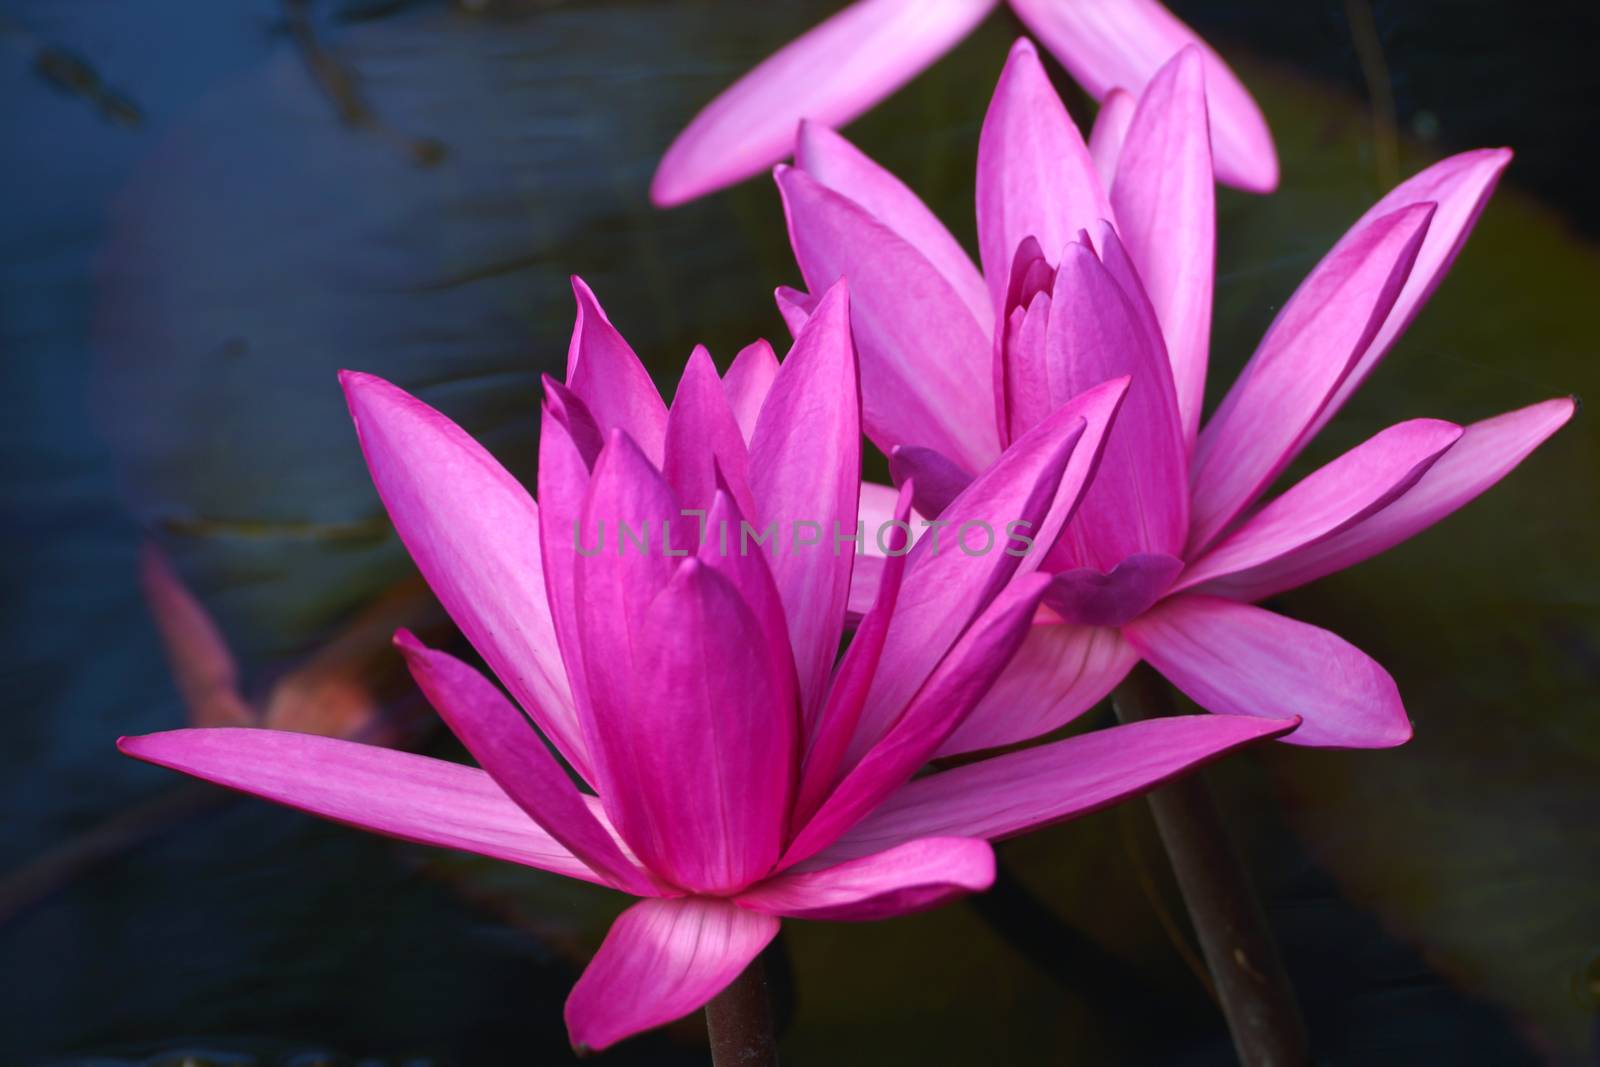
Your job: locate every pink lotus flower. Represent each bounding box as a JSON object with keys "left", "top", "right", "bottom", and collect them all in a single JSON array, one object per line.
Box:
[
  {"left": 775, "top": 39, "right": 1574, "bottom": 752},
  {"left": 118, "top": 278, "right": 1292, "bottom": 1050},
  {"left": 652, "top": 0, "right": 1276, "bottom": 207}
]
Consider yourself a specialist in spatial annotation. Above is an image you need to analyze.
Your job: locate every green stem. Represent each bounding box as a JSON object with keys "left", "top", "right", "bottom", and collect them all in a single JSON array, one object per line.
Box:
[{"left": 1113, "top": 665, "right": 1309, "bottom": 1067}]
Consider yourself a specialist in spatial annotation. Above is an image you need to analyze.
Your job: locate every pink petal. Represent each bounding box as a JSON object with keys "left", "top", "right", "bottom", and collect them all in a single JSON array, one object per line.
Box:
[
  {"left": 976, "top": 38, "right": 1110, "bottom": 314},
  {"left": 566, "top": 277, "right": 668, "bottom": 464},
  {"left": 1175, "top": 417, "right": 1464, "bottom": 593},
  {"left": 1045, "top": 237, "right": 1188, "bottom": 566},
  {"left": 845, "top": 480, "right": 914, "bottom": 617},
  {"left": 776, "top": 165, "right": 1001, "bottom": 469},
  {"left": 774, "top": 285, "right": 815, "bottom": 337},
  {"left": 795, "top": 483, "right": 915, "bottom": 826},
  {"left": 823, "top": 712, "right": 1297, "bottom": 861},
  {"left": 118, "top": 729, "right": 608, "bottom": 884},
  {"left": 937, "top": 622, "right": 1139, "bottom": 755},
  {"left": 857, "top": 480, "right": 913, "bottom": 556},
  {"left": 850, "top": 399, "right": 1095, "bottom": 755},
  {"left": 1123, "top": 596, "right": 1411, "bottom": 748},
  {"left": 536, "top": 379, "right": 605, "bottom": 724},
  {"left": 619, "top": 560, "right": 796, "bottom": 894},
  {"left": 1089, "top": 87, "right": 1136, "bottom": 187},
  {"left": 1043, "top": 552, "right": 1184, "bottom": 627},
  {"left": 992, "top": 283, "right": 1056, "bottom": 447},
  {"left": 394, "top": 631, "right": 658, "bottom": 896},
  {"left": 887, "top": 445, "right": 973, "bottom": 518},
  {"left": 664, "top": 345, "right": 755, "bottom": 517},
  {"left": 139, "top": 543, "right": 254, "bottom": 730},
  {"left": 1008, "top": 0, "right": 1277, "bottom": 192},
  {"left": 1308, "top": 149, "right": 1514, "bottom": 442},
  {"left": 1200, "top": 397, "right": 1575, "bottom": 601},
  {"left": 797, "top": 120, "right": 992, "bottom": 333},
  {"left": 573, "top": 430, "right": 689, "bottom": 827},
  {"left": 696, "top": 489, "right": 800, "bottom": 721},
  {"left": 723, "top": 339, "right": 779, "bottom": 443},
  {"left": 564, "top": 897, "right": 779, "bottom": 1053},
  {"left": 649, "top": 0, "right": 1000, "bottom": 206},
  {"left": 1110, "top": 47, "right": 1215, "bottom": 447},
  {"left": 784, "top": 574, "right": 1052, "bottom": 867},
  {"left": 341, "top": 372, "right": 589, "bottom": 781},
  {"left": 737, "top": 836, "right": 993, "bottom": 920},
  {"left": 748, "top": 281, "right": 862, "bottom": 717},
  {"left": 1187, "top": 202, "right": 1437, "bottom": 551}
]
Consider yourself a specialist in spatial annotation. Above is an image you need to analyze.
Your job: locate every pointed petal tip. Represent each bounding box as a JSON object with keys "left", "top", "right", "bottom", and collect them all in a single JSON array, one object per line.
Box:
[
  {"left": 337, "top": 368, "right": 387, "bottom": 402},
  {"left": 1007, "top": 35, "right": 1039, "bottom": 62},
  {"left": 648, "top": 166, "right": 693, "bottom": 210}
]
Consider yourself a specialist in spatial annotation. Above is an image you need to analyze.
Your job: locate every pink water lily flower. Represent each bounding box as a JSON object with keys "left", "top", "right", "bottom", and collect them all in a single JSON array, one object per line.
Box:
[
  {"left": 775, "top": 39, "right": 1574, "bottom": 752},
  {"left": 652, "top": 0, "right": 1276, "bottom": 207},
  {"left": 119, "top": 278, "right": 1293, "bottom": 1050}
]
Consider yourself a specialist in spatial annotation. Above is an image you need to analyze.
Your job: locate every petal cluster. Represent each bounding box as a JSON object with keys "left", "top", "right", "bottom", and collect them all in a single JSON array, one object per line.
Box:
[
  {"left": 778, "top": 38, "right": 1573, "bottom": 752},
  {"left": 652, "top": 0, "right": 1277, "bottom": 206},
  {"left": 119, "top": 275, "right": 1291, "bottom": 1050}
]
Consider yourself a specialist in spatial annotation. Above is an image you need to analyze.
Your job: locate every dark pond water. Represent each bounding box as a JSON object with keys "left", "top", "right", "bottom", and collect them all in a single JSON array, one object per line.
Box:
[{"left": 2, "top": 1, "right": 1596, "bottom": 1064}]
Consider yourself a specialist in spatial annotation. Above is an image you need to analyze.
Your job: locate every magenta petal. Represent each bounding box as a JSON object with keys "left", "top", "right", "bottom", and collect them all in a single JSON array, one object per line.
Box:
[
  {"left": 1124, "top": 596, "right": 1411, "bottom": 748},
  {"left": 844, "top": 480, "right": 911, "bottom": 617},
  {"left": 723, "top": 339, "right": 780, "bottom": 444},
  {"left": 798, "top": 120, "right": 992, "bottom": 333},
  {"left": 823, "top": 713, "right": 1296, "bottom": 861},
  {"left": 1187, "top": 203, "right": 1437, "bottom": 551},
  {"left": 542, "top": 376, "right": 605, "bottom": 467},
  {"left": 620, "top": 560, "right": 795, "bottom": 894},
  {"left": 564, "top": 897, "right": 779, "bottom": 1053},
  {"left": 776, "top": 165, "right": 1000, "bottom": 469},
  {"left": 738, "top": 836, "right": 994, "bottom": 920},
  {"left": 1201, "top": 397, "right": 1576, "bottom": 602},
  {"left": 938, "top": 623, "right": 1139, "bottom": 755},
  {"left": 887, "top": 445, "right": 974, "bottom": 518},
  {"left": 1308, "top": 149, "right": 1514, "bottom": 441},
  {"left": 1007, "top": 0, "right": 1277, "bottom": 193},
  {"left": 696, "top": 489, "right": 800, "bottom": 727},
  {"left": 847, "top": 554, "right": 885, "bottom": 619},
  {"left": 566, "top": 278, "right": 669, "bottom": 464},
  {"left": 118, "top": 729, "right": 608, "bottom": 884},
  {"left": 394, "top": 632, "right": 658, "bottom": 895},
  {"left": 649, "top": 0, "right": 1000, "bottom": 206},
  {"left": 664, "top": 345, "right": 755, "bottom": 517},
  {"left": 795, "top": 483, "right": 914, "bottom": 826},
  {"left": 748, "top": 282, "right": 862, "bottom": 717},
  {"left": 1044, "top": 553, "right": 1184, "bottom": 627},
  {"left": 1088, "top": 87, "right": 1136, "bottom": 188},
  {"left": 537, "top": 382, "right": 604, "bottom": 726},
  {"left": 574, "top": 431, "right": 687, "bottom": 827},
  {"left": 852, "top": 399, "right": 1093, "bottom": 754},
  {"left": 1175, "top": 417, "right": 1464, "bottom": 593},
  {"left": 774, "top": 285, "right": 816, "bottom": 337},
  {"left": 341, "top": 371, "right": 589, "bottom": 781},
  {"left": 1045, "top": 238, "right": 1188, "bottom": 565},
  {"left": 998, "top": 290, "right": 1055, "bottom": 444},
  {"left": 976, "top": 38, "right": 1110, "bottom": 314},
  {"left": 784, "top": 573, "right": 1052, "bottom": 868},
  {"left": 1110, "top": 47, "right": 1215, "bottom": 447}
]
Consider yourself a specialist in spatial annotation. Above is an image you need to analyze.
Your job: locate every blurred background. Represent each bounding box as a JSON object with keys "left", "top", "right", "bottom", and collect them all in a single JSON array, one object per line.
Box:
[{"left": 2, "top": 1, "right": 1596, "bottom": 1064}]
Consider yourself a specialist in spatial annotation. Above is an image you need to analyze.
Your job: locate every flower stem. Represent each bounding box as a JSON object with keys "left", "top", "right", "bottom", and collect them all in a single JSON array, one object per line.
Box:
[
  {"left": 1113, "top": 665, "right": 1309, "bottom": 1067},
  {"left": 704, "top": 953, "right": 780, "bottom": 1067}
]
